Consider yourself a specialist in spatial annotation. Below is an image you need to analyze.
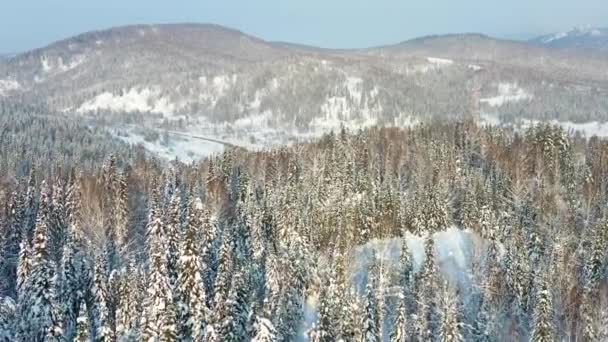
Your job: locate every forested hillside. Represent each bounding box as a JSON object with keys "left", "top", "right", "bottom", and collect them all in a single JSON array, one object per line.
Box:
[{"left": 0, "top": 120, "right": 607, "bottom": 341}]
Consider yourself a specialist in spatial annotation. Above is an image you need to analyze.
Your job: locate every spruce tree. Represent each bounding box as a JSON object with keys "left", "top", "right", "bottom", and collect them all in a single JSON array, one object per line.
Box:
[
  {"left": 16, "top": 181, "right": 63, "bottom": 341},
  {"left": 176, "top": 197, "right": 208, "bottom": 341},
  {"left": 530, "top": 276, "right": 554, "bottom": 342},
  {"left": 74, "top": 300, "right": 90, "bottom": 342},
  {"left": 439, "top": 282, "right": 463, "bottom": 342},
  {"left": 140, "top": 192, "right": 177, "bottom": 341},
  {"left": 251, "top": 316, "right": 278, "bottom": 342},
  {"left": 93, "top": 255, "right": 115, "bottom": 342},
  {"left": 389, "top": 295, "right": 407, "bottom": 342},
  {"left": 0, "top": 297, "right": 16, "bottom": 341},
  {"left": 361, "top": 275, "right": 380, "bottom": 342},
  {"left": 219, "top": 272, "right": 250, "bottom": 341}
]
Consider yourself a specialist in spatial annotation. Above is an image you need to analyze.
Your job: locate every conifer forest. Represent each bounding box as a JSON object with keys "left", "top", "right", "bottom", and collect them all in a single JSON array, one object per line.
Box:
[{"left": 1, "top": 118, "right": 607, "bottom": 342}]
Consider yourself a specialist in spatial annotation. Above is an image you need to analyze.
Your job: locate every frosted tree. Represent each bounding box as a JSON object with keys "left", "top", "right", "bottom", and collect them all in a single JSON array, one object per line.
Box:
[
  {"left": 115, "top": 261, "right": 141, "bottom": 340},
  {"left": 165, "top": 191, "right": 181, "bottom": 289},
  {"left": 219, "top": 272, "right": 250, "bottom": 341},
  {"left": 212, "top": 232, "right": 234, "bottom": 320},
  {"left": 1, "top": 191, "right": 24, "bottom": 298},
  {"left": 309, "top": 283, "right": 335, "bottom": 342},
  {"left": 16, "top": 181, "right": 63, "bottom": 341},
  {"left": 340, "top": 288, "right": 361, "bottom": 342},
  {"left": 360, "top": 275, "right": 380, "bottom": 342},
  {"left": 49, "top": 178, "right": 67, "bottom": 266},
  {"left": 439, "top": 282, "right": 463, "bottom": 342},
  {"left": 530, "top": 275, "right": 554, "bottom": 342},
  {"left": 115, "top": 172, "right": 130, "bottom": 251},
  {"left": 0, "top": 297, "right": 16, "bottom": 341},
  {"left": 414, "top": 236, "right": 439, "bottom": 341},
  {"left": 176, "top": 197, "right": 208, "bottom": 341},
  {"left": 389, "top": 292, "right": 407, "bottom": 342},
  {"left": 251, "top": 316, "right": 277, "bottom": 342},
  {"left": 579, "top": 284, "right": 598, "bottom": 342},
  {"left": 74, "top": 300, "right": 90, "bottom": 342},
  {"left": 140, "top": 191, "right": 178, "bottom": 342},
  {"left": 16, "top": 236, "right": 31, "bottom": 298},
  {"left": 59, "top": 174, "right": 89, "bottom": 341},
  {"left": 93, "top": 255, "right": 115, "bottom": 341}
]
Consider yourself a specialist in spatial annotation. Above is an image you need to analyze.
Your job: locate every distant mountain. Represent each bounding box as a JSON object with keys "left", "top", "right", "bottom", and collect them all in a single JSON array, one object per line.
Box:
[
  {"left": 531, "top": 26, "right": 608, "bottom": 53},
  {"left": 1, "top": 23, "right": 608, "bottom": 148}
]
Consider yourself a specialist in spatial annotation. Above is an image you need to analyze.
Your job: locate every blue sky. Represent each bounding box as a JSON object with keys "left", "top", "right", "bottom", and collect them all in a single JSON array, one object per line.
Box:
[{"left": 1, "top": 0, "right": 607, "bottom": 53}]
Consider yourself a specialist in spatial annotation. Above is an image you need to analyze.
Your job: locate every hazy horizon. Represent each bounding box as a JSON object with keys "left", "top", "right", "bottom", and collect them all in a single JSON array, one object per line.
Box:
[{"left": 1, "top": 0, "right": 607, "bottom": 54}]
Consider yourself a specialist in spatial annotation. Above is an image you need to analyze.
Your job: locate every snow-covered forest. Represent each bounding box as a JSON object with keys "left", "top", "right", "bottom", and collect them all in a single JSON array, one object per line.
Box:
[{"left": 1, "top": 120, "right": 607, "bottom": 341}]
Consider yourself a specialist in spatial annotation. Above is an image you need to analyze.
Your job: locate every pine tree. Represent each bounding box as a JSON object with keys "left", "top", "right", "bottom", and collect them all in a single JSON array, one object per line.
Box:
[
  {"left": 74, "top": 300, "right": 91, "bottom": 342},
  {"left": 16, "top": 181, "right": 63, "bottom": 341},
  {"left": 530, "top": 276, "right": 554, "bottom": 342},
  {"left": 212, "top": 232, "right": 234, "bottom": 319},
  {"left": 16, "top": 236, "right": 31, "bottom": 299},
  {"left": 414, "top": 236, "right": 439, "bottom": 341},
  {"left": 93, "top": 255, "right": 115, "bottom": 342},
  {"left": 251, "top": 316, "right": 278, "bottom": 342},
  {"left": 310, "top": 283, "right": 335, "bottom": 342},
  {"left": 49, "top": 179, "right": 67, "bottom": 266},
  {"left": 0, "top": 297, "right": 16, "bottom": 341},
  {"left": 115, "top": 172, "right": 129, "bottom": 251},
  {"left": 140, "top": 192, "right": 177, "bottom": 342},
  {"left": 1, "top": 191, "right": 24, "bottom": 298},
  {"left": 115, "top": 261, "right": 140, "bottom": 341},
  {"left": 176, "top": 197, "right": 208, "bottom": 341},
  {"left": 389, "top": 295, "right": 407, "bottom": 342},
  {"left": 361, "top": 275, "right": 380, "bottom": 342},
  {"left": 165, "top": 192, "right": 181, "bottom": 289},
  {"left": 59, "top": 175, "right": 89, "bottom": 341},
  {"left": 579, "top": 284, "right": 598, "bottom": 342},
  {"left": 219, "top": 272, "right": 250, "bottom": 341},
  {"left": 439, "top": 282, "right": 463, "bottom": 342}
]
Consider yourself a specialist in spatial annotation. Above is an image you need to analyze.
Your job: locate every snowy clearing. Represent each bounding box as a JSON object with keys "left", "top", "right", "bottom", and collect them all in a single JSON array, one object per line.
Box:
[{"left": 480, "top": 82, "right": 532, "bottom": 107}]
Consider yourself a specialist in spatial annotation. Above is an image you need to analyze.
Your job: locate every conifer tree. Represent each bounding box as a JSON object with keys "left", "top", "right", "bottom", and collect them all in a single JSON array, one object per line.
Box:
[
  {"left": 439, "top": 282, "right": 463, "bottom": 342},
  {"left": 16, "top": 181, "right": 63, "bottom": 341},
  {"left": 115, "top": 172, "right": 130, "bottom": 251},
  {"left": 115, "top": 261, "right": 140, "bottom": 341},
  {"left": 176, "top": 197, "right": 208, "bottom": 341},
  {"left": 531, "top": 276, "right": 554, "bottom": 342},
  {"left": 251, "top": 315, "right": 278, "bottom": 342},
  {"left": 165, "top": 192, "right": 181, "bottom": 289},
  {"left": 361, "top": 275, "right": 380, "bottom": 342},
  {"left": 389, "top": 294, "right": 407, "bottom": 342},
  {"left": 140, "top": 191, "right": 177, "bottom": 341},
  {"left": 93, "top": 255, "right": 115, "bottom": 342},
  {"left": 74, "top": 300, "right": 90, "bottom": 342},
  {"left": 16, "top": 236, "right": 31, "bottom": 299},
  {"left": 0, "top": 297, "right": 16, "bottom": 341},
  {"left": 219, "top": 271, "right": 250, "bottom": 341}
]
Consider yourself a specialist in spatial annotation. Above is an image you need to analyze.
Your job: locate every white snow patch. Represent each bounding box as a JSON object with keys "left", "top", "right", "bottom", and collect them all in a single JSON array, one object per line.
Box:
[
  {"left": 78, "top": 87, "right": 180, "bottom": 115},
  {"left": 542, "top": 31, "right": 568, "bottom": 43},
  {"left": 41, "top": 56, "right": 52, "bottom": 72},
  {"left": 114, "top": 129, "right": 224, "bottom": 162},
  {"left": 468, "top": 64, "right": 482, "bottom": 71},
  {"left": 0, "top": 78, "right": 20, "bottom": 96},
  {"left": 480, "top": 83, "right": 532, "bottom": 107},
  {"left": 427, "top": 57, "right": 454, "bottom": 66}
]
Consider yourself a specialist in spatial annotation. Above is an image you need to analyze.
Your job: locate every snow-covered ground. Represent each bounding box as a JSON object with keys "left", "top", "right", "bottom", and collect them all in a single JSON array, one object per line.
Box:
[
  {"left": 78, "top": 87, "right": 181, "bottom": 115},
  {"left": 0, "top": 78, "right": 20, "bottom": 96},
  {"left": 427, "top": 57, "right": 454, "bottom": 66},
  {"left": 480, "top": 83, "right": 532, "bottom": 107},
  {"left": 113, "top": 128, "right": 225, "bottom": 163}
]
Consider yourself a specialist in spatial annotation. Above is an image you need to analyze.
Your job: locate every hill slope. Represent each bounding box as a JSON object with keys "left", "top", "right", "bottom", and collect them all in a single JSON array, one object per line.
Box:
[{"left": 2, "top": 23, "right": 608, "bottom": 152}]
